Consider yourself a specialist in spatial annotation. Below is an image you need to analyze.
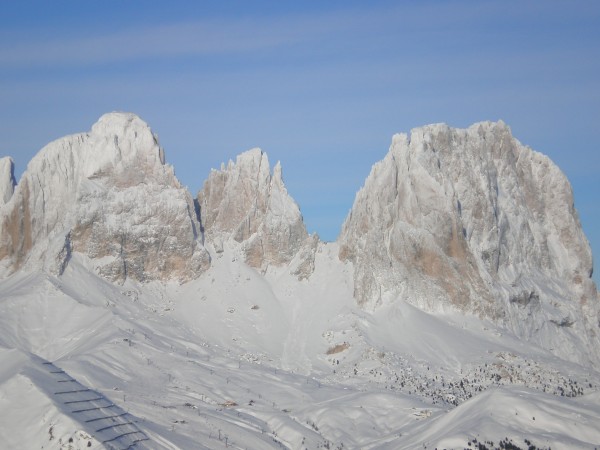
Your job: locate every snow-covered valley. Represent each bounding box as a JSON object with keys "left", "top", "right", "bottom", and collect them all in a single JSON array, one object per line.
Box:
[
  {"left": 1, "top": 113, "right": 599, "bottom": 449},
  {"left": 2, "top": 246, "right": 599, "bottom": 449}
]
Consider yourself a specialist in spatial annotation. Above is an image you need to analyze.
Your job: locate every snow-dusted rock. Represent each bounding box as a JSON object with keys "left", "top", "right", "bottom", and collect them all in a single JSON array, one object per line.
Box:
[
  {"left": 289, "top": 233, "right": 320, "bottom": 280},
  {"left": 0, "top": 157, "right": 16, "bottom": 205},
  {"left": 339, "top": 121, "right": 599, "bottom": 364},
  {"left": 197, "top": 148, "right": 313, "bottom": 273},
  {"left": 0, "top": 112, "right": 209, "bottom": 282},
  {"left": 1, "top": 115, "right": 600, "bottom": 447}
]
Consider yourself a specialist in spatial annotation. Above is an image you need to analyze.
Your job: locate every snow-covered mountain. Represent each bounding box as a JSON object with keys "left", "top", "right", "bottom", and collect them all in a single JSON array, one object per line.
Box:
[
  {"left": 0, "top": 113, "right": 599, "bottom": 450},
  {"left": 0, "top": 112, "right": 209, "bottom": 282},
  {"left": 197, "top": 148, "right": 317, "bottom": 277},
  {"left": 338, "top": 121, "right": 600, "bottom": 366}
]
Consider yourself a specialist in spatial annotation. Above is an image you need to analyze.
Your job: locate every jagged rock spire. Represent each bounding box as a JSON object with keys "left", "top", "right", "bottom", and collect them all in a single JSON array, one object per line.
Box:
[{"left": 197, "top": 148, "right": 312, "bottom": 272}]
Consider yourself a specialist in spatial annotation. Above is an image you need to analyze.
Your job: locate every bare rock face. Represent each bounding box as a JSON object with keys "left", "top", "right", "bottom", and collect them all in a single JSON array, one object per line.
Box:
[
  {"left": 197, "top": 148, "right": 313, "bottom": 273},
  {"left": 0, "top": 157, "right": 16, "bottom": 205},
  {"left": 339, "top": 121, "right": 599, "bottom": 364},
  {"left": 289, "top": 233, "right": 320, "bottom": 281},
  {"left": 0, "top": 112, "right": 209, "bottom": 282}
]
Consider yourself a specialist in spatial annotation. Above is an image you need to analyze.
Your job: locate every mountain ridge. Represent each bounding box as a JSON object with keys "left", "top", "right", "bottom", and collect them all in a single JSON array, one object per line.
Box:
[
  {"left": 1, "top": 112, "right": 600, "bottom": 449},
  {"left": 1, "top": 113, "right": 597, "bottom": 367}
]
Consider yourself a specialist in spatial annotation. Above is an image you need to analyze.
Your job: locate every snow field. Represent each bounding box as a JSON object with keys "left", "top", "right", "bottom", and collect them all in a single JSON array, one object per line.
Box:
[{"left": 1, "top": 244, "right": 599, "bottom": 449}]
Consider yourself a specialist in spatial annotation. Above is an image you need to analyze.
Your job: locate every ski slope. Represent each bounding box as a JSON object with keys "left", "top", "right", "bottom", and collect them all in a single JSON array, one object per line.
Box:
[{"left": 1, "top": 243, "right": 600, "bottom": 449}]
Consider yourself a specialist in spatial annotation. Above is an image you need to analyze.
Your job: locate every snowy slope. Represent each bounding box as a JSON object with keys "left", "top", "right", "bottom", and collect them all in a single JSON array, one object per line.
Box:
[
  {"left": 381, "top": 386, "right": 600, "bottom": 450},
  {"left": 0, "top": 114, "right": 599, "bottom": 449},
  {"left": 1, "top": 248, "right": 599, "bottom": 449}
]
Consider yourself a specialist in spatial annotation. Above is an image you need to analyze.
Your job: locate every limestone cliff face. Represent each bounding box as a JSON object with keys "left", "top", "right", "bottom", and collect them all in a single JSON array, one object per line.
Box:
[
  {"left": 338, "top": 122, "right": 599, "bottom": 364},
  {"left": 0, "top": 157, "right": 16, "bottom": 205},
  {"left": 0, "top": 112, "right": 209, "bottom": 282},
  {"left": 197, "top": 149, "right": 313, "bottom": 273}
]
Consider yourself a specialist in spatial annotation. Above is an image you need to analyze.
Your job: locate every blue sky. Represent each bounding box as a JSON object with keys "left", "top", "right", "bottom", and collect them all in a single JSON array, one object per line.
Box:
[{"left": 1, "top": 1, "right": 599, "bottom": 284}]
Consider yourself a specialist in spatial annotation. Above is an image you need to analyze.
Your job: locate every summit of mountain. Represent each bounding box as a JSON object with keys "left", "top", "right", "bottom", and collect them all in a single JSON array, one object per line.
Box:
[
  {"left": 0, "top": 112, "right": 210, "bottom": 282},
  {"left": 338, "top": 121, "right": 599, "bottom": 365}
]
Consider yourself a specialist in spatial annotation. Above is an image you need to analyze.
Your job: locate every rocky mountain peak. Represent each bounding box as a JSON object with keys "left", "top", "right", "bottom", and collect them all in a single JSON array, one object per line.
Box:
[
  {"left": 83, "top": 112, "right": 170, "bottom": 186},
  {"left": 0, "top": 112, "right": 209, "bottom": 282},
  {"left": 198, "top": 148, "right": 314, "bottom": 273},
  {"left": 339, "top": 121, "right": 599, "bottom": 365}
]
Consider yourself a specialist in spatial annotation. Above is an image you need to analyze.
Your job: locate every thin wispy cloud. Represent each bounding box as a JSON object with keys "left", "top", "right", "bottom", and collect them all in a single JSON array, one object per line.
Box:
[
  {"left": 0, "top": 8, "right": 397, "bottom": 68},
  {"left": 0, "top": 22, "right": 292, "bottom": 67},
  {"left": 0, "top": 2, "right": 540, "bottom": 69}
]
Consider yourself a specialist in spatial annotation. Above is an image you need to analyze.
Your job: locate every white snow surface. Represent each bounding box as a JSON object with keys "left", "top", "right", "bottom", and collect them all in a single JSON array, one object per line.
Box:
[
  {"left": 1, "top": 246, "right": 600, "bottom": 449},
  {"left": 0, "top": 114, "right": 599, "bottom": 449}
]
